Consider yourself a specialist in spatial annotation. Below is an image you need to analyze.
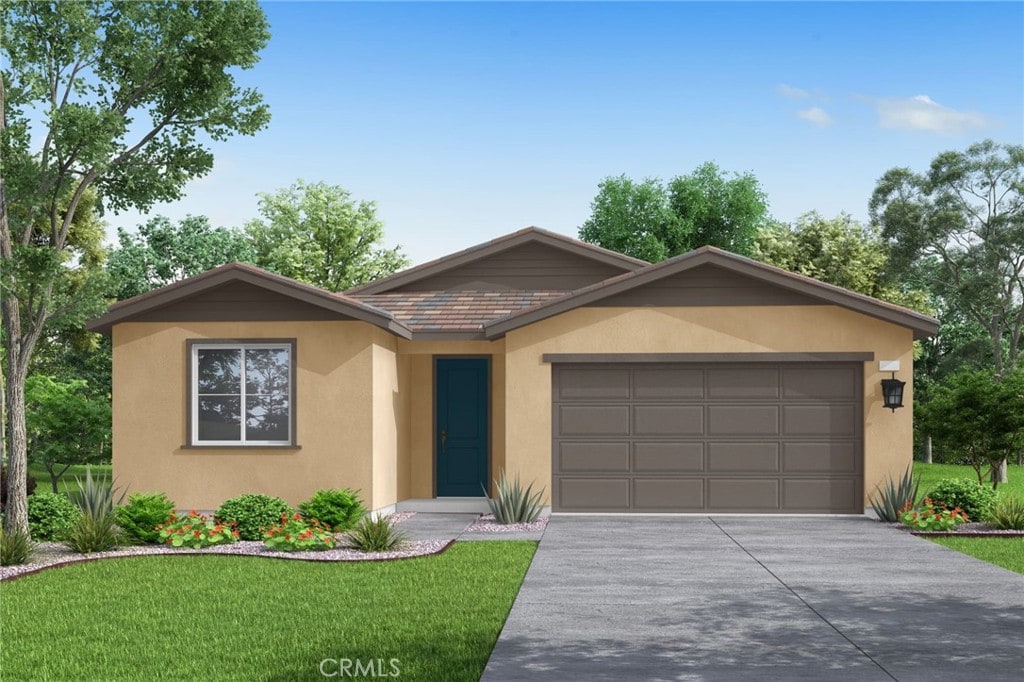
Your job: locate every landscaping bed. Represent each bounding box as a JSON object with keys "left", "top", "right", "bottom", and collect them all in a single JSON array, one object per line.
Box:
[
  {"left": 463, "top": 513, "right": 548, "bottom": 533},
  {"left": 892, "top": 522, "right": 1024, "bottom": 538}
]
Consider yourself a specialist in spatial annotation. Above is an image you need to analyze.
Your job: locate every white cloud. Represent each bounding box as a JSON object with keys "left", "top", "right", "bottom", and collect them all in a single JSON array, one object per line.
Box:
[
  {"left": 777, "top": 83, "right": 811, "bottom": 99},
  {"left": 797, "top": 106, "right": 832, "bottom": 127},
  {"left": 873, "top": 94, "right": 989, "bottom": 134}
]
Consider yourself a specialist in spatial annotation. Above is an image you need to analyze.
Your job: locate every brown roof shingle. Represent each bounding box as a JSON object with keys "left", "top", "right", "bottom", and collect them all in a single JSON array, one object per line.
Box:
[{"left": 351, "top": 290, "right": 567, "bottom": 332}]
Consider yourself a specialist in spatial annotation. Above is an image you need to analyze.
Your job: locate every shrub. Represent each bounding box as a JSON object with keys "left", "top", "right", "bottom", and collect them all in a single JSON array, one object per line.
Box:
[
  {"left": 485, "top": 471, "right": 544, "bottom": 524},
  {"left": 68, "top": 467, "right": 125, "bottom": 521},
  {"left": 64, "top": 513, "right": 123, "bottom": 554},
  {"left": 900, "top": 498, "right": 969, "bottom": 532},
  {"left": 297, "top": 489, "right": 365, "bottom": 531},
  {"left": 0, "top": 467, "right": 37, "bottom": 505},
  {"left": 0, "top": 527, "right": 35, "bottom": 566},
  {"left": 158, "top": 511, "right": 239, "bottom": 549},
  {"left": 116, "top": 493, "right": 176, "bottom": 544},
  {"left": 215, "top": 494, "right": 292, "bottom": 540},
  {"left": 926, "top": 478, "right": 1000, "bottom": 522},
  {"left": 987, "top": 497, "right": 1024, "bottom": 531},
  {"left": 346, "top": 515, "right": 407, "bottom": 552},
  {"left": 869, "top": 467, "right": 920, "bottom": 522},
  {"left": 264, "top": 513, "right": 336, "bottom": 552},
  {"left": 27, "top": 492, "right": 80, "bottom": 541}
]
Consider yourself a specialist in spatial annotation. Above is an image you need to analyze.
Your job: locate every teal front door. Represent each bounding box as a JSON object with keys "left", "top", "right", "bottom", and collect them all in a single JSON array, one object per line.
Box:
[{"left": 435, "top": 358, "right": 489, "bottom": 497}]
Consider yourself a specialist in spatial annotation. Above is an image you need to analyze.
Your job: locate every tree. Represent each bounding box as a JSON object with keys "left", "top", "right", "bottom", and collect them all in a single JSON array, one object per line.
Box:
[
  {"left": 246, "top": 180, "right": 409, "bottom": 291},
  {"left": 1, "top": 0, "right": 270, "bottom": 534},
  {"left": 752, "top": 212, "right": 932, "bottom": 312},
  {"left": 920, "top": 368, "right": 1024, "bottom": 489},
  {"left": 25, "top": 375, "right": 111, "bottom": 493},
  {"left": 870, "top": 139, "right": 1024, "bottom": 376},
  {"left": 579, "top": 163, "right": 769, "bottom": 261},
  {"left": 108, "top": 215, "right": 256, "bottom": 300}
]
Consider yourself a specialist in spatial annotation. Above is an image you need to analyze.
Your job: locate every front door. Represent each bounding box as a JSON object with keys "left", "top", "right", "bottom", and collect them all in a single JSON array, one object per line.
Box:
[{"left": 435, "top": 358, "right": 489, "bottom": 497}]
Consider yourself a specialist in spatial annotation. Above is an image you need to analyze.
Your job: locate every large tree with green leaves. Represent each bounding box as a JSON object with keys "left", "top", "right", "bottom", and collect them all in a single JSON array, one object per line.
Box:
[
  {"left": 579, "top": 163, "right": 769, "bottom": 261},
  {"left": 108, "top": 215, "right": 256, "bottom": 300},
  {"left": 246, "top": 180, "right": 409, "bottom": 291},
  {"left": 1, "top": 0, "right": 270, "bottom": 534},
  {"left": 870, "top": 139, "right": 1024, "bottom": 376}
]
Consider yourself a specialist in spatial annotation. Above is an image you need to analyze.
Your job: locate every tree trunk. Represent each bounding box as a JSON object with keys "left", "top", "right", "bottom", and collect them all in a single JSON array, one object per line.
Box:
[
  {"left": 2, "top": 353, "right": 30, "bottom": 535},
  {"left": 995, "top": 458, "right": 1008, "bottom": 485},
  {"left": 924, "top": 435, "right": 933, "bottom": 464}
]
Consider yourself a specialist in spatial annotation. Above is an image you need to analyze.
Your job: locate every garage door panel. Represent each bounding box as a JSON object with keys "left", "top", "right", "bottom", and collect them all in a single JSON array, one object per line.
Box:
[
  {"left": 557, "top": 442, "right": 630, "bottom": 473},
  {"left": 633, "top": 478, "right": 704, "bottom": 509},
  {"left": 783, "top": 478, "right": 859, "bottom": 511},
  {"left": 558, "top": 478, "right": 630, "bottom": 510},
  {"left": 707, "top": 405, "right": 779, "bottom": 435},
  {"left": 708, "top": 368, "right": 779, "bottom": 398},
  {"left": 633, "top": 368, "right": 704, "bottom": 399},
  {"left": 633, "top": 442, "right": 703, "bottom": 472},
  {"left": 557, "top": 368, "right": 630, "bottom": 400},
  {"left": 783, "top": 404, "right": 858, "bottom": 436},
  {"left": 633, "top": 405, "right": 703, "bottom": 435},
  {"left": 708, "top": 479, "right": 780, "bottom": 510},
  {"left": 558, "top": 405, "right": 630, "bottom": 435},
  {"left": 783, "top": 367, "right": 858, "bottom": 399},
  {"left": 783, "top": 442, "right": 858, "bottom": 473},
  {"left": 707, "top": 442, "right": 780, "bottom": 472}
]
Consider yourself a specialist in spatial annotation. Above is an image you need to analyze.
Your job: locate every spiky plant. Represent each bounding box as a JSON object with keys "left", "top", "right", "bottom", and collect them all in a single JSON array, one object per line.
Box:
[
  {"left": 869, "top": 467, "right": 920, "bottom": 522},
  {"left": 988, "top": 497, "right": 1024, "bottom": 530},
  {"left": 68, "top": 467, "right": 125, "bottom": 521},
  {"left": 345, "top": 515, "right": 407, "bottom": 552},
  {"left": 0, "top": 527, "right": 35, "bottom": 566},
  {"left": 485, "top": 471, "right": 545, "bottom": 524}
]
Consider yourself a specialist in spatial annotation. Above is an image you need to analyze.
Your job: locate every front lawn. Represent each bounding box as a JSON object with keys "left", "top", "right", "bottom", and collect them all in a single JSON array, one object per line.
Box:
[
  {"left": 926, "top": 537, "right": 1024, "bottom": 575},
  {"left": 913, "top": 462, "right": 1023, "bottom": 502},
  {"left": 0, "top": 542, "right": 536, "bottom": 681}
]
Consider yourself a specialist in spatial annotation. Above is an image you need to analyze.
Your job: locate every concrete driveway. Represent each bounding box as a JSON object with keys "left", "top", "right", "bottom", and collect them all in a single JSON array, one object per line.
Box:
[{"left": 482, "top": 516, "right": 1024, "bottom": 681}]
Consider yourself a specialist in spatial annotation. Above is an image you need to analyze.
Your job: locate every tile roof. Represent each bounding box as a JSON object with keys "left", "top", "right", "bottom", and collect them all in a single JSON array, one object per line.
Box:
[{"left": 351, "top": 290, "right": 568, "bottom": 332}]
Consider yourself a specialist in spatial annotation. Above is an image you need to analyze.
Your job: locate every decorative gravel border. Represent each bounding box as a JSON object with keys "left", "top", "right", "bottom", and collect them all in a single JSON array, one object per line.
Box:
[
  {"left": 463, "top": 514, "right": 549, "bottom": 533},
  {"left": 888, "top": 521, "right": 1024, "bottom": 537},
  {"left": 0, "top": 537, "right": 452, "bottom": 583}
]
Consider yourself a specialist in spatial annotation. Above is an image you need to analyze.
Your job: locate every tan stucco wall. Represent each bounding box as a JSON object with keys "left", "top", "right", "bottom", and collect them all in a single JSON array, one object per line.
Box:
[
  {"left": 112, "top": 321, "right": 379, "bottom": 510},
  {"left": 503, "top": 306, "right": 915, "bottom": 507},
  {"left": 371, "top": 331, "right": 401, "bottom": 510}
]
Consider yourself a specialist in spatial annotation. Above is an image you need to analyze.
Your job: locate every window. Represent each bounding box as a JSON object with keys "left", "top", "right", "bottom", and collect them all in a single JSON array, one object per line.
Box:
[{"left": 189, "top": 341, "right": 294, "bottom": 446}]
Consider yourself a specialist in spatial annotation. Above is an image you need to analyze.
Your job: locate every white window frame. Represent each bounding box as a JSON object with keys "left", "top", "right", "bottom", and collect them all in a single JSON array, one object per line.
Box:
[{"left": 190, "top": 341, "right": 294, "bottom": 447}]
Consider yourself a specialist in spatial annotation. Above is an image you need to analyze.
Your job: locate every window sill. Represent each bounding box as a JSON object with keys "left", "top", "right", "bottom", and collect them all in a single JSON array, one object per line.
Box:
[{"left": 179, "top": 444, "right": 302, "bottom": 451}]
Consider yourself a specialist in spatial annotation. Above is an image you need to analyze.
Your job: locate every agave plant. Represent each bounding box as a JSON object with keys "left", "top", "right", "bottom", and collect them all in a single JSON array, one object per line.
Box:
[
  {"left": 346, "top": 514, "right": 408, "bottom": 552},
  {"left": 485, "top": 470, "right": 545, "bottom": 524},
  {"left": 869, "top": 466, "right": 920, "bottom": 522},
  {"left": 68, "top": 467, "right": 125, "bottom": 521}
]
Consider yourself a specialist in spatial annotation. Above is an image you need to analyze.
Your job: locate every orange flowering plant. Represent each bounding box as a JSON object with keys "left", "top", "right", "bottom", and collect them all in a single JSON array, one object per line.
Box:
[
  {"left": 899, "top": 498, "right": 969, "bottom": 532},
  {"left": 263, "top": 513, "right": 336, "bottom": 552},
  {"left": 156, "top": 511, "right": 239, "bottom": 549}
]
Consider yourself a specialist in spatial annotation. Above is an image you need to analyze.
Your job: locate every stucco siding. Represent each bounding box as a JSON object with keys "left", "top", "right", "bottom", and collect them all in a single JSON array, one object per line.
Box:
[
  {"left": 371, "top": 333, "right": 401, "bottom": 510},
  {"left": 111, "top": 321, "right": 377, "bottom": 510},
  {"left": 503, "top": 306, "right": 914, "bottom": 507}
]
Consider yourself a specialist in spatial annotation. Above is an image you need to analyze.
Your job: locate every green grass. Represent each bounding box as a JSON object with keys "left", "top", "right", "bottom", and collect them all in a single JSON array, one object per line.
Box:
[
  {"left": 913, "top": 462, "right": 1024, "bottom": 502},
  {"left": 926, "top": 537, "right": 1024, "bottom": 575},
  {"left": 26, "top": 463, "right": 112, "bottom": 495},
  {"left": 0, "top": 542, "right": 536, "bottom": 681}
]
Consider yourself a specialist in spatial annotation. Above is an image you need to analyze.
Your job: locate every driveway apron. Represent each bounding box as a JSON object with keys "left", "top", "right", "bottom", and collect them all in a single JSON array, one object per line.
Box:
[{"left": 482, "top": 516, "right": 1024, "bottom": 682}]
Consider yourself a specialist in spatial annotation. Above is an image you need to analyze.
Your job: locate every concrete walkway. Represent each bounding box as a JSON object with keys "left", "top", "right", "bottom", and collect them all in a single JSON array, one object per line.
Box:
[{"left": 483, "top": 516, "right": 1024, "bottom": 682}]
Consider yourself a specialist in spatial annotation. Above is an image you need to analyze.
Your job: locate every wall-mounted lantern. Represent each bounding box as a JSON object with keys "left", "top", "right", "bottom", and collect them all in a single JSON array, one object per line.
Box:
[{"left": 879, "top": 360, "right": 905, "bottom": 412}]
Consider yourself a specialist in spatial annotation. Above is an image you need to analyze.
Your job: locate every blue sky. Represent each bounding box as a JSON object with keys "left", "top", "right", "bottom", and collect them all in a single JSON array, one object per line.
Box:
[{"left": 109, "top": 1, "right": 1024, "bottom": 265}]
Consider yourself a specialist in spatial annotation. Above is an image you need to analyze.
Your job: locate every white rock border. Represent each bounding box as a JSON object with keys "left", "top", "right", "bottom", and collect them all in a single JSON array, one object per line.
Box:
[{"left": 463, "top": 514, "right": 549, "bottom": 533}]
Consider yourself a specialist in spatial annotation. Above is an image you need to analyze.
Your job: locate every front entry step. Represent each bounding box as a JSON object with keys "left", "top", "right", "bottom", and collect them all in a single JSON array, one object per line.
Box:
[{"left": 396, "top": 497, "right": 490, "bottom": 513}]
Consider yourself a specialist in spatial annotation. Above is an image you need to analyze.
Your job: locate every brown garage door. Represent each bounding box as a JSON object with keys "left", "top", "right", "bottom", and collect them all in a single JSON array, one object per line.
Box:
[{"left": 551, "top": 363, "right": 863, "bottom": 513}]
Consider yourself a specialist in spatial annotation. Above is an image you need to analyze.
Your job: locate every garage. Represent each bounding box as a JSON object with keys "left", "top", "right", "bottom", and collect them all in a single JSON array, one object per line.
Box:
[{"left": 551, "top": 360, "right": 863, "bottom": 513}]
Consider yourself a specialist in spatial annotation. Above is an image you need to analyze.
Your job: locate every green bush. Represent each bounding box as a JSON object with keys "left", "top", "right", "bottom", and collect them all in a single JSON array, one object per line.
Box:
[
  {"left": 926, "top": 478, "right": 1000, "bottom": 522},
  {"left": 0, "top": 527, "right": 35, "bottom": 566},
  {"left": 264, "top": 513, "right": 335, "bottom": 551},
  {"left": 64, "top": 512, "right": 122, "bottom": 554},
  {"left": 988, "top": 497, "right": 1024, "bottom": 530},
  {"left": 900, "top": 498, "right": 969, "bottom": 532},
  {"left": 215, "top": 494, "right": 292, "bottom": 540},
  {"left": 346, "top": 515, "right": 407, "bottom": 552},
  {"left": 27, "top": 492, "right": 80, "bottom": 541},
  {"left": 157, "top": 511, "right": 238, "bottom": 549},
  {"left": 297, "top": 489, "right": 365, "bottom": 531},
  {"left": 116, "top": 492, "right": 176, "bottom": 544}
]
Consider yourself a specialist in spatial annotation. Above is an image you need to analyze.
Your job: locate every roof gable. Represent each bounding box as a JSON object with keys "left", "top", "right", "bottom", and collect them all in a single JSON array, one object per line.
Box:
[
  {"left": 484, "top": 247, "right": 939, "bottom": 340},
  {"left": 87, "top": 263, "right": 411, "bottom": 337},
  {"left": 346, "top": 226, "right": 647, "bottom": 295}
]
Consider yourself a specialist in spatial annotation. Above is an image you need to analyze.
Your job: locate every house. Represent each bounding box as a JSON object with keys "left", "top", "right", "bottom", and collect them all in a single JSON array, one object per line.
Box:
[{"left": 87, "top": 227, "right": 938, "bottom": 514}]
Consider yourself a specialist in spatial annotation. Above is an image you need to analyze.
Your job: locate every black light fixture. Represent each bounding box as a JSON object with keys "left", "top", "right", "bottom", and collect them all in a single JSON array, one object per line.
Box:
[{"left": 881, "top": 371, "right": 906, "bottom": 411}]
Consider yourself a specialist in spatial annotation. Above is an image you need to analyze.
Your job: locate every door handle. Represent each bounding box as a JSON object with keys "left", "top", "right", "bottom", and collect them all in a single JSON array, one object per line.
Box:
[{"left": 440, "top": 429, "right": 447, "bottom": 453}]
